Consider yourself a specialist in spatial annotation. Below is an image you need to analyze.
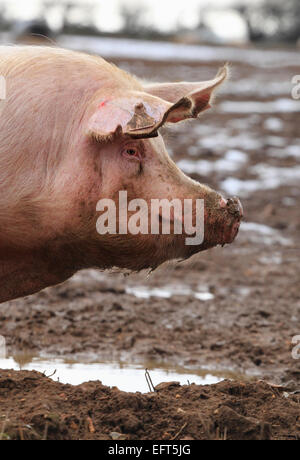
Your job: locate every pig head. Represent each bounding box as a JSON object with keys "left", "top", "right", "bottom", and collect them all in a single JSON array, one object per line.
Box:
[{"left": 0, "top": 46, "right": 242, "bottom": 303}]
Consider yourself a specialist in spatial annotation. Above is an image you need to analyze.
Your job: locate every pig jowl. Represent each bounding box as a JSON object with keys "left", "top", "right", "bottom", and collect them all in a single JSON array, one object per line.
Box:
[{"left": 0, "top": 46, "right": 242, "bottom": 302}]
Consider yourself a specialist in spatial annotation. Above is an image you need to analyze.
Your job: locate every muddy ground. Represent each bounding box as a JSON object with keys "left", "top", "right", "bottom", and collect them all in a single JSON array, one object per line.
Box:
[
  {"left": 0, "top": 48, "right": 300, "bottom": 440},
  {"left": 0, "top": 370, "right": 299, "bottom": 440}
]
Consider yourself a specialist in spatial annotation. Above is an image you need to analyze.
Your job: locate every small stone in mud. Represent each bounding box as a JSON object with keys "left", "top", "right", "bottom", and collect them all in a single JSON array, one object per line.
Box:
[{"left": 110, "top": 431, "right": 127, "bottom": 440}]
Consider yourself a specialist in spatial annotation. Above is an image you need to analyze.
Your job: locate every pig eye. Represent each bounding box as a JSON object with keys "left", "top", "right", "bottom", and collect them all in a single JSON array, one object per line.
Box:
[
  {"left": 122, "top": 146, "right": 141, "bottom": 160},
  {"left": 126, "top": 148, "right": 137, "bottom": 156}
]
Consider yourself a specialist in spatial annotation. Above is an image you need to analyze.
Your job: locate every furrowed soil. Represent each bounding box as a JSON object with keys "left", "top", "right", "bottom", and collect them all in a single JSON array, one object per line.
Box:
[{"left": 0, "top": 45, "right": 299, "bottom": 440}]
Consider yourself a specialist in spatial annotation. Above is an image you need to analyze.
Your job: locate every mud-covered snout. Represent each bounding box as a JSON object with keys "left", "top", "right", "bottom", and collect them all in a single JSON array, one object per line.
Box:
[
  {"left": 220, "top": 196, "right": 243, "bottom": 218},
  {"left": 219, "top": 196, "right": 243, "bottom": 244}
]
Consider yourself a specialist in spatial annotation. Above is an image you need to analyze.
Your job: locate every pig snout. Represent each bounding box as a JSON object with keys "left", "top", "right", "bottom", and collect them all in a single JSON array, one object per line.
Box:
[
  {"left": 219, "top": 196, "right": 243, "bottom": 245},
  {"left": 220, "top": 196, "right": 243, "bottom": 218}
]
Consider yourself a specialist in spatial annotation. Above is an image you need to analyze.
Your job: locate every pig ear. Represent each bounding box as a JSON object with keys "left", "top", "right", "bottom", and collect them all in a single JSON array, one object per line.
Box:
[
  {"left": 86, "top": 92, "right": 172, "bottom": 141},
  {"left": 87, "top": 66, "right": 227, "bottom": 142},
  {"left": 145, "top": 66, "right": 228, "bottom": 104},
  {"left": 165, "top": 67, "right": 228, "bottom": 123}
]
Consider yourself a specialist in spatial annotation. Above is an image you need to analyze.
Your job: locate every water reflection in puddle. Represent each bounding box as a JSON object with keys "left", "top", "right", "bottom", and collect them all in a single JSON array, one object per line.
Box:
[
  {"left": 0, "top": 356, "right": 240, "bottom": 392},
  {"left": 240, "top": 222, "right": 292, "bottom": 247},
  {"left": 221, "top": 164, "right": 300, "bottom": 198},
  {"left": 125, "top": 285, "right": 214, "bottom": 301}
]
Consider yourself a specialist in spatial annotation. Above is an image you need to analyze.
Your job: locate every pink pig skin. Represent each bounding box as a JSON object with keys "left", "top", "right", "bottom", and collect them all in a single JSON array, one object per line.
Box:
[{"left": 0, "top": 46, "right": 242, "bottom": 303}]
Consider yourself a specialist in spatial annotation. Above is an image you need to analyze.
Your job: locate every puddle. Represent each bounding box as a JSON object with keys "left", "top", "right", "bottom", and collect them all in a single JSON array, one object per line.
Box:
[
  {"left": 264, "top": 117, "right": 284, "bottom": 132},
  {"left": 192, "top": 131, "right": 264, "bottom": 152},
  {"left": 125, "top": 285, "right": 214, "bottom": 301},
  {"left": 221, "top": 164, "right": 300, "bottom": 198},
  {"left": 268, "top": 144, "right": 300, "bottom": 159},
  {"left": 258, "top": 253, "right": 283, "bottom": 265},
  {"left": 0, "top": 356, "right": 239, "bottom": 393},
  {"left": 220, "top": 98, "right": 300, "bottom": 114},
  {"left": 239, "top": 222, "right": 292, "bottom": 247},
  {"left": 178, "top": 149, "right": 248, "bottom": 175},
  {"left": 226, "top": 80, "right": 292, "bottom": 97}
]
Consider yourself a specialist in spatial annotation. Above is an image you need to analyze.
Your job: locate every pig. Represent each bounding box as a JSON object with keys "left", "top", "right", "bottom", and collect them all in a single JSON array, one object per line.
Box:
[{"left": 0, "top": 46, "right": 243, "bottom": 303}]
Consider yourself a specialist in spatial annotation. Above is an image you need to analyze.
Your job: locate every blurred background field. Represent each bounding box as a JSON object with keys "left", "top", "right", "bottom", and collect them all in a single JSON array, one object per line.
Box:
[
  {"left": 0, "top": 0, "right": 300, "bottom": 45},
  {"left": 0, "top": 0, "right": 299, "bottom": 397}
]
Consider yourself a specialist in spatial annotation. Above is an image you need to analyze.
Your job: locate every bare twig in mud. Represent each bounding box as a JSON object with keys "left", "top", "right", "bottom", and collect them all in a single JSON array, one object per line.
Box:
[
  {"left": 145, "top": 369, "right": 156, "bottom": 392},
  {"left": 171, "top": 422, "right": 188, "bottom": 440},
  {"left": 43, "top": 369, "right": 57, "bottom": 379},
  {"left": 223, "top": 426, "right": 228, "bottom": 441},
  {"left": 0, "top": 411, "right": 11, "bottom": 440},
  {"left": 18, "top": 425, "right": 24, "bottom": 441},
  {"left": 0, "top": 417, "right": 8, "bottom": 440},
  {"left": 42, "top": 421, "right": 49, "bottom": 441},
  {"left": 215, "top": 426, "right": 227, "bottom": 441}
]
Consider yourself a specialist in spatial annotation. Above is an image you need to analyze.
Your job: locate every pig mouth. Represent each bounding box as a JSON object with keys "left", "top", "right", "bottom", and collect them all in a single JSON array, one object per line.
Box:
[
  {"left": 221, "top": 218, "right": 241, "bottom": 245},
  {"left": 220, "top": 197, "right": 243, "bottom": 246}
]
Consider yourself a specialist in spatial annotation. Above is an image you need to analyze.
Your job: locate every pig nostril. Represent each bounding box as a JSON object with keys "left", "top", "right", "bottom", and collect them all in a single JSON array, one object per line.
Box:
[
  {"left": 225, "top": 197, "right": 243, "bottom": 219},
  {"left": 226, "top": 198, "right": 234, "bottom": 207}
]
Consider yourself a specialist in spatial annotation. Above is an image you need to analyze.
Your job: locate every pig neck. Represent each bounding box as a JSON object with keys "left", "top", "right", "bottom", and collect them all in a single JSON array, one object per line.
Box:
[{"left": 0, "top": 248, "right": 76, "bottom": 303}]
